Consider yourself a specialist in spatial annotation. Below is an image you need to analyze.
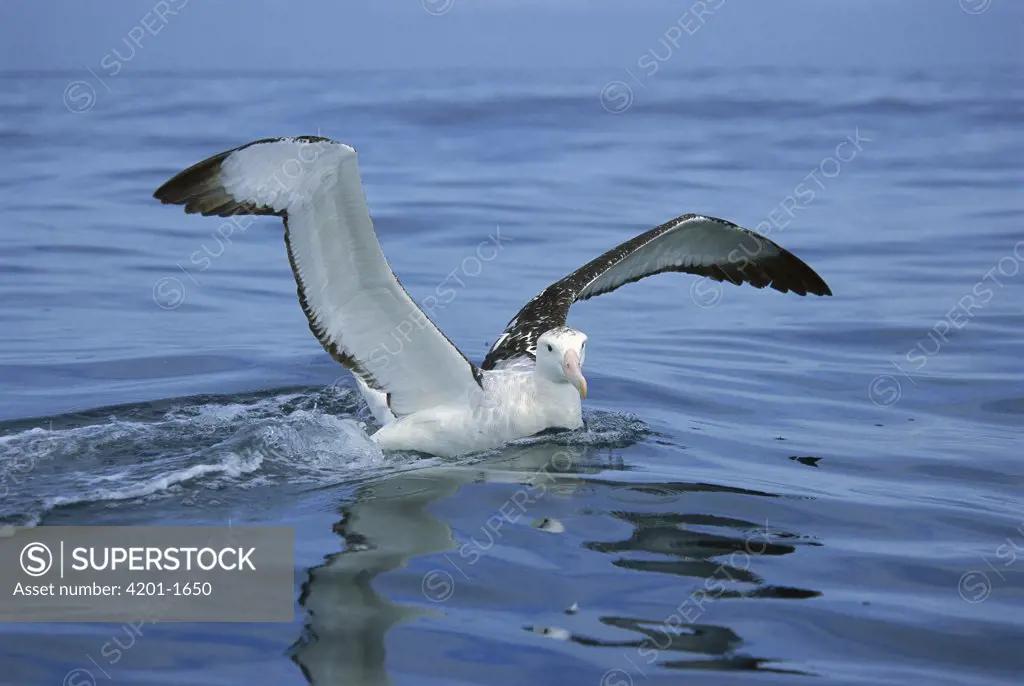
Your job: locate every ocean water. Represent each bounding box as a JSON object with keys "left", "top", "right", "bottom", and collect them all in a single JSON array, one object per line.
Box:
[{"left": 0, "top": 66, "right": 1022, "bottom": 685}]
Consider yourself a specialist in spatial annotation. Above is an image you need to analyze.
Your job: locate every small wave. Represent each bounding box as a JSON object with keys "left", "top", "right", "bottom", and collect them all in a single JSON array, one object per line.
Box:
[
  {"left": 0, "top": 386, "right": 384, "bottom": 525},
  {"left": 222, "top": 410, "right": 389, "bottom": 485},
  {"left": 45, "top": 450, "right": 264, "bottom": 511},
  {"left": 1, "top": 388, "right": 649, "bottom": 525}
]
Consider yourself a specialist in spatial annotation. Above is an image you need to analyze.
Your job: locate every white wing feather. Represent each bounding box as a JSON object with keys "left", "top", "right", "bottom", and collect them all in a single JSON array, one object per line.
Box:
[{"left": 156, "top": 137, "right": 481, "bottom": 417}]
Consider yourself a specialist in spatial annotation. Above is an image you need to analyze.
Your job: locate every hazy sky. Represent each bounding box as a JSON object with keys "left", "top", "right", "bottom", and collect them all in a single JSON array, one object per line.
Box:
[{"left": 3, "top": 0, "right": 1020, "bottom": 72}]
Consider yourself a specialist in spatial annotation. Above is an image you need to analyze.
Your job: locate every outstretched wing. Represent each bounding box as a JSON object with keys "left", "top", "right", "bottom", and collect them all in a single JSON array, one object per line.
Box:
[
  {"left": 482, "top": 213, "right": 831, "bottom": 370},
  {"left": 154, "top": 136, "right": 482, "bottom": 417}
]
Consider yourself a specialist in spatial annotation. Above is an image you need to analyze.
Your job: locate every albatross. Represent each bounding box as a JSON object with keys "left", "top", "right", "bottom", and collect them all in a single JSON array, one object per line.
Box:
[{"left": 154, "top": 135, "right": 831, "bottom": 457}]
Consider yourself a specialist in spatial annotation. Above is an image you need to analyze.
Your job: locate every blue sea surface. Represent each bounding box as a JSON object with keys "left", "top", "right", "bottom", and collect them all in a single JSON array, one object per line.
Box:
[{"left": 0, "top": 61, "right": 1022, "bottom": 685}]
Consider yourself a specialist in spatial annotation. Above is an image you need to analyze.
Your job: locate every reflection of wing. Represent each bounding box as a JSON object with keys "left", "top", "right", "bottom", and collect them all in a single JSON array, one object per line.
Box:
[
  {"left": 291, "top": 470, "right": 464, "bottom": 685},
  {"left": 154, "top": 136, "right": 481, "bottom": 417},
  {"left": 482, "top": 214, "right": 831, "bottom": 369},
  {"left": 289, "top": 444, "right": 608, "bottom": 684}
]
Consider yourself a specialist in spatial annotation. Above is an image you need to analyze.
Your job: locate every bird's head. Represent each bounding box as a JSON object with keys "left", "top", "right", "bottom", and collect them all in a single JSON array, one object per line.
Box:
[{"left": 535, "top": 327, "right": 588, "bottom": 399}]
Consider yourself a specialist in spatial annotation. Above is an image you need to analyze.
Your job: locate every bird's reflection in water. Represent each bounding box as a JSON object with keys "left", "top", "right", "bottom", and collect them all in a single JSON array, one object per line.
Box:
[
  {"left": 289, "top": 441, "right": 606, "bottom": 685},
  {"left": 289, "top": 440, "right": 823, "bottom": 683},
  {"left": 287, "top": 465, "right": 456, "bottom": 686}
]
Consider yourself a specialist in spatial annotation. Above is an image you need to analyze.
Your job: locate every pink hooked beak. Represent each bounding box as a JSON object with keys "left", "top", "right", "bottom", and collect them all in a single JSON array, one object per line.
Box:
[{"left": 563, "top": 349, "right": 588, "bottom": 399}]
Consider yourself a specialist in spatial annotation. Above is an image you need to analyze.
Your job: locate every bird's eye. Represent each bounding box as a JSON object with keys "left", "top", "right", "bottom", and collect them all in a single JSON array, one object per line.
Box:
[{"left": 547, "top": 344, "right": 553, "bottom": 352}]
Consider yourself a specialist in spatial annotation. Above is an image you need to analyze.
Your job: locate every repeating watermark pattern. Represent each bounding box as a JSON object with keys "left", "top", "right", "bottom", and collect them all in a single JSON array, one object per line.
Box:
[
  {"left": 152, "top": 136, "right": 333, "bottom": 309},
  {"left": 689, "top": 129, "right": 871, "bottom": 308},
  {"left": 599, "top": 522, "right": 774, "bottom": 684},
  {"left": 867, "top": 374, "right": 902, "bottom": 409},
  {"left": 600, "top": 0, "right": 727, "bottom": 113},
  {"left": 364, "top": 227, "right": 513, "bottom": 374},
  {"left": 421, "top": 569, "right": 456, "bottom": 603},
  {"left": 599, "top": 82, "right": 635, "bottom": 116},
  {"left": 960, "top": 0, "right": 993, "bottom": 14},
  {"left": 151, "top": 277, "right": 185, "bottom": 310},
  {"left": 62, "top": 0, "right": 191, "bottom": 114},
  {"left": 62, "top": 597, "right": 167, "bottom": 686},
  {"left": 420, "top": 445, "right": 581, "bottom": 602},
  {"left": 422, "top": 0, "right": 455, "bottom": 16},
  {"left": 689, "top": 277, "right": 724, "bottom": 309},
  {"left": 0, "top": 424, "right": 56, "bottom": 499},
  {"left": 958, "top": 521, "right": 1023, "bottom": 604},
  {"left": 868, "top": 240, "right": 1024, "bottom": 408}
]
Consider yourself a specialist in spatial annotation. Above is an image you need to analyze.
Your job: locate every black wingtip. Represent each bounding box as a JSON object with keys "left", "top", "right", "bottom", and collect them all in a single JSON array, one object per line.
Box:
[
  {"left": 760, "top": 243, "right": 832, "bottom": 298},
  {"left": 153, "top": 147, "right": 281, "bottom": 218},
  {"left": 795, "top": 258, "right": 833, "bottom": 297},
  {"left": 153, "top": 149, "right": 232, "bottom": 212}
]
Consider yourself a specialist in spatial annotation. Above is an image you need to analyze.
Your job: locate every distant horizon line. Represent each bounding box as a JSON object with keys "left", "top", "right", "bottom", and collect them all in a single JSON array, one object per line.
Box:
[{"left": 1, "top": 64, "right": 1016, "bottom": 78}]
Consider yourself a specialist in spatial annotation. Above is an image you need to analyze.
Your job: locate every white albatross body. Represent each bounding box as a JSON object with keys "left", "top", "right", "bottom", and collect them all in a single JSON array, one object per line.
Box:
[
  {"left": 362, "top": 351, "right": 585, "bottom": 456},
  {"left": 155, "top": 136, "right": 831, "bottom": 457}
]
